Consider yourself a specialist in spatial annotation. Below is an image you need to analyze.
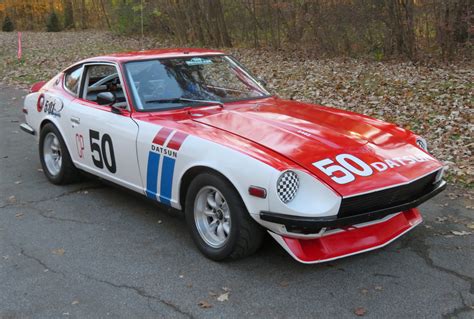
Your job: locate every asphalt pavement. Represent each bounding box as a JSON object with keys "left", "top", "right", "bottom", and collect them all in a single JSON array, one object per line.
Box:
[{"left": 1, "top": 85, "right": 473, "bottom": 318}]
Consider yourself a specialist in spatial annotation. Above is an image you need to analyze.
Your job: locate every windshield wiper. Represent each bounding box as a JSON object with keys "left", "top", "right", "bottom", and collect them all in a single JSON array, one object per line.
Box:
[
  {"left": 145, "top": 97, "right": 224, "bottom": 108},
  {"left": 145, "top": 98, "right": 186, "bottom": 104}
]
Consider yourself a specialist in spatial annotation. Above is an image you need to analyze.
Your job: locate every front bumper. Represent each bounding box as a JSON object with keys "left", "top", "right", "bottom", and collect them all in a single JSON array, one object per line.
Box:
[
  {"left": 270, "top": 209, "right": 422, "bottom": 264},
  {"left": 260, "top": 180, "right": 446, "bottom": 234}
]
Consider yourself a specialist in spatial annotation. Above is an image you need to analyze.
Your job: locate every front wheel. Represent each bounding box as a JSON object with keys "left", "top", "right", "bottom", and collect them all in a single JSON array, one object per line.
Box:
[{"left": 185, "top": 173, "right": 264, "bottom": 261}]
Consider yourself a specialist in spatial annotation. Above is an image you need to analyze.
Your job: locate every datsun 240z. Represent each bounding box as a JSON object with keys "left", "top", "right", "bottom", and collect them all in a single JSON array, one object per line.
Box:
[{"left": 20, "top": 49, "right": 446, "bottom": 263}]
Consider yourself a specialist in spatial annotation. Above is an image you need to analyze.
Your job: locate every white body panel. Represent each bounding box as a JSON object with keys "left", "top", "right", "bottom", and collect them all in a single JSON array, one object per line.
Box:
[{"left": 23, "top": 75, "right": 343, "bottom": 240}]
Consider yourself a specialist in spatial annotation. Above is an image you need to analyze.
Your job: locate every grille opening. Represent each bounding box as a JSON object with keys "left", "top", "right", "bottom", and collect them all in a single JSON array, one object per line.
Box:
[{"left": 338, "top": 171, "right": 440, "bottom": 218}]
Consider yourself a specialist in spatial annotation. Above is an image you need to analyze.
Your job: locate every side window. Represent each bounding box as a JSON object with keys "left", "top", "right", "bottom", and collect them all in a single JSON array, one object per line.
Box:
[
  {"left": 82, "top": 64, "right": 126, "bottom": 106},
  {"left": 64, "top": 66, "right": 82, "bottom": 95}
]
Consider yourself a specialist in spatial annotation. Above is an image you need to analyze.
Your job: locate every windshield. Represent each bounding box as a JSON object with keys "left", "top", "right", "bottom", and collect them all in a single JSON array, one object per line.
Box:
[{"left": 124, "top": 55, "right": 270, "bottom": 111}]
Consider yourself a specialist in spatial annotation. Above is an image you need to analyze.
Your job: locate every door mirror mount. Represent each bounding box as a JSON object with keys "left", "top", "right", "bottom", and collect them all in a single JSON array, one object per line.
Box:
[{"left": 111, "top": 104, "right": 127, "bottom": 114}]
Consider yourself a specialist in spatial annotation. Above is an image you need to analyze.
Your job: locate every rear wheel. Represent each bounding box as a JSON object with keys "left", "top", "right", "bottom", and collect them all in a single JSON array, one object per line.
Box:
[
  {"left": 39, "top": 123, "right": 79, "bottom": 185},
  {"left": 185, "top": 172, "right": 264, "bottom": 261}
]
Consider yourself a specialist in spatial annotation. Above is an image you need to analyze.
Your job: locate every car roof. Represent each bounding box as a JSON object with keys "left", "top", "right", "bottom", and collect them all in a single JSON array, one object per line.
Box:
[{"left": 81, "top": 48, "right": 226, "bottom": 63}]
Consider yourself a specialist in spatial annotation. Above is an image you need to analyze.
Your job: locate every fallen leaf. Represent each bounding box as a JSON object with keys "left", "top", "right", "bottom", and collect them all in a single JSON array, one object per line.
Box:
[
  {"left": 37, "top": 168, "right": 43, "bottom": 172},
  {"left": 466, "top": 224, "right": 474, "bottom": 230},
  {"left": 14, "top": 180, "right": 22, "bottom": 185},
  {"left": 217, "top": 292, "right": 229, "bottom": 302},
  {"left": 360, "top": 288, "right": 369, "bottom": 295},
  {"left": 7, "top": 195, "right": 16, "bottom": 204},
  {"left": 374, "top": 286, "right": 383, "bottom": 291},
  {"left": 198, "top": 300, "right": 212, "bottom": 309},
  {"left": 354, "top": 307, "right": 367, "bottom": 316},
  {"left": 52, "top": 248, "right": 65, "bottom": 256},
  {"left": 451, "top": 230, "right": 471, "bottom": 236},
  {"left": 435, "top": 216, "right": 448, "bottom": 223},
  {"left": 71, "top": 300, "right": 79, "bottom": 305},
  {"left": 15, "top": 213, "right": 24, "bottom": 219},
  {"left": 279, "top": 281, "right": 289, "bottom": 287}
]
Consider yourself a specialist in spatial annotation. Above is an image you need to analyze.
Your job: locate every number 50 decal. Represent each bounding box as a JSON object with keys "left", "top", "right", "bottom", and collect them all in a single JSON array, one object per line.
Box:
[
  {"left": 89, "top": 129, "right": 117, "bottom": 173},
  {"left": 313, "top": 154, "right": 373, "bottom": 185}
]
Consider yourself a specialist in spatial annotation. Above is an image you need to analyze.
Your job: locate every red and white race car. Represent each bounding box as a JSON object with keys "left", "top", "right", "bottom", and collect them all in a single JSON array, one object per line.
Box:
[{"left": 21, "top": 49, "right": 446, "bottom": 263}]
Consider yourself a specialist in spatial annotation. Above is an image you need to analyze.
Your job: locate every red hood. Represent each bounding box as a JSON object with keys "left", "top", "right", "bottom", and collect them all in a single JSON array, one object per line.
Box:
[{"left": 191, "top": 98, "right": 442, "bottom": 197}]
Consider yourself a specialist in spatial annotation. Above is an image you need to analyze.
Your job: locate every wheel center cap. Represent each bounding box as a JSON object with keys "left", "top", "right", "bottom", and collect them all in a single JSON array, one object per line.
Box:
[{"left": 216, "top": 209, "right": 224, "bottom": 220}]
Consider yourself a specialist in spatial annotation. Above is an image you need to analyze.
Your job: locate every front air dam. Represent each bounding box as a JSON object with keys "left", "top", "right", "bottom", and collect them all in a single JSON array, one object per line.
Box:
[{"left": 270, "top": 209, "right": 422, "bottom": 264}]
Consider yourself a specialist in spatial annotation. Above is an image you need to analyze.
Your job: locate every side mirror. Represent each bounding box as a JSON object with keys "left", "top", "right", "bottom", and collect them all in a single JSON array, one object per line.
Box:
[{"left": 97, "top": 92, "right": 116, "bottom": 105}]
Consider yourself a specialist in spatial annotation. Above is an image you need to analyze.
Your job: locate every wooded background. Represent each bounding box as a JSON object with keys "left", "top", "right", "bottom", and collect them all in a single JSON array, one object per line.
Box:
[{"left": 0, "top": 0, "right": 472, "bottom": 60}]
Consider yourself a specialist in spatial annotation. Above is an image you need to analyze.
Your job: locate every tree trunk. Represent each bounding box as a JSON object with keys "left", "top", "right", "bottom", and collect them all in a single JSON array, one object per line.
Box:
[{"left": 81, "top": 0, "right": 86, "bottom": 29}]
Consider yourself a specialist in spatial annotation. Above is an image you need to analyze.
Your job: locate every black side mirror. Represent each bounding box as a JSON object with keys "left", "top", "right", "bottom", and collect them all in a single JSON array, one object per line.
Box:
[{"left": 97, "top": 92, "right": 116, "bottom": 105}]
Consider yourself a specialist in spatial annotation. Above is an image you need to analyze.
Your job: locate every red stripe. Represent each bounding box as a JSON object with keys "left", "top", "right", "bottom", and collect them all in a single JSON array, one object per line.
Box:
[
  {"left": 153, "top": 127, "right": 173, "bottom": 145},
  {"left": 167, "top": 131, "right": 188, "bottom": 150}
]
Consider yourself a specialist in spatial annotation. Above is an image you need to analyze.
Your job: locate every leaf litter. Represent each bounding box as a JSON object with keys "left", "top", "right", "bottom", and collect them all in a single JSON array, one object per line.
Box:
[{"left": 0, "top": 31, "right": 471, "bottom": 187}]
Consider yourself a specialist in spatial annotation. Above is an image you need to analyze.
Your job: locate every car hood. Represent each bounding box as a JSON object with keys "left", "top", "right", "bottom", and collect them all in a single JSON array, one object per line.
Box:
[{"left": 191, "top": 98, "right": 443, "bottom": 197}]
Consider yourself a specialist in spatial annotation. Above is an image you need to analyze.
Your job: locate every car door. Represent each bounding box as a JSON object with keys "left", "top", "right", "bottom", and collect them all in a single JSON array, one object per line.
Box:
[{"left": 68, "top": 62, "right": 142, "bottom": 193}]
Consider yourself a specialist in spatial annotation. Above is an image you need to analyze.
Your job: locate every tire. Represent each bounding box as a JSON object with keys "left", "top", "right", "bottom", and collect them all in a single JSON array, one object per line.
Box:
[
  {"left": 39, "top": 123, "right": 79, "bottom": 185},
  {"left": 185, "top": 172, "right": 264, "bottom": 261}
]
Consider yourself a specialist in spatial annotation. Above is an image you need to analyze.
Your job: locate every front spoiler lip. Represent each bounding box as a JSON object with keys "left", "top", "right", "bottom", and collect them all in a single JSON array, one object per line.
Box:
[
  {"left": 260, "top": 180, "right": 446, "bottom": 232},
  {"left": 270, "top": 209, "right": 423, "bottom": 264}
]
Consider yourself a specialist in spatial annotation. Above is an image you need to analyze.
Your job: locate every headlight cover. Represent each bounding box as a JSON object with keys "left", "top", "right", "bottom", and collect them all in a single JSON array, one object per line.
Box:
[
  {"left": 276, "top": 170, "right": 299, "bottom": 203},
  {"left": 416, "top": 137, "right": 428, "bottom": 151}
]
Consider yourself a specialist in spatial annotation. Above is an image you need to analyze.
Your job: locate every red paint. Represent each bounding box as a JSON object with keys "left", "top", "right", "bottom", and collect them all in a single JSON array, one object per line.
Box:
[
  {"left": 281, "top": 209, "right": 422, "bottom": 263},
  {"left": 152, "top": 127, "right": 173, "bottom": 146},
  {"left": 167, "top": 131, "right": 188, "bottom": 150},
  {"left": 30, "top": 81, "right": 46, "bottom": 93},
  {"left": 78, "top": 48, "right": 224, "bottom": 64},
  {"left": 41, "top": 49, "right": 443, "bottom": 199},
  {"left": 190, "top": 97, "right": 443, "bottom": 196},
  {"left": 133, "top": 109, "right": 294, "bottom": 172},
  {"left": 17, "top": 32, "right": 22, "bottom": 60}
]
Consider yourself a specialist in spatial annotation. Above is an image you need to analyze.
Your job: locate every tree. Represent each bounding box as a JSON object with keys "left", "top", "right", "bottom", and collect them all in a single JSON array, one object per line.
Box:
[
  {"left": 2, "top": 15, "right": 15, "bottom": 32},
  {"left": 63, "top": 0, "right": 74, "bottom": 29},
  {"left": 46, "top": 11, "right": 62, "bottom": 32}
]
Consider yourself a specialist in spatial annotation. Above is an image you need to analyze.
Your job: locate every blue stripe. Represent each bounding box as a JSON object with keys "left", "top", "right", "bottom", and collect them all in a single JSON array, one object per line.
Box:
[
  {"left": 159, "top": 156, "right": 176, "bottom": 205},
  {"left": 146, "top": 151, "right": 160, "bottom": 199}
]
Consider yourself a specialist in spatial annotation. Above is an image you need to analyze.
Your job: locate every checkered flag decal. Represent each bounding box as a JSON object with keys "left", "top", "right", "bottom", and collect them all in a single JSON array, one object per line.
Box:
[{"left": 277, "top": 171, "right": 299, "bottom": 203}]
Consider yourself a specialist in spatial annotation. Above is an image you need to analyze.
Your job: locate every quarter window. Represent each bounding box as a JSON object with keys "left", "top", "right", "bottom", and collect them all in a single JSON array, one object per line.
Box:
[{"left": 64, "top": 66, "right": 82, "bottom": 95}]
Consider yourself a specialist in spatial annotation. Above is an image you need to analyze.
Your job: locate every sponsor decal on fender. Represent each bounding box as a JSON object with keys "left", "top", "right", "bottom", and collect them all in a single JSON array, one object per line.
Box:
[
  {"left": 37, "top": 93, "right": 63, "bottom": 117},
  {"left": 145, "top": 128, "right": 188, "bottom": 205},
  {"left": 75, "top": 133, "right": 84, "bottom": 158},
  {"left": 313, "top": 153, "right": 432, "bottom": 185}
]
